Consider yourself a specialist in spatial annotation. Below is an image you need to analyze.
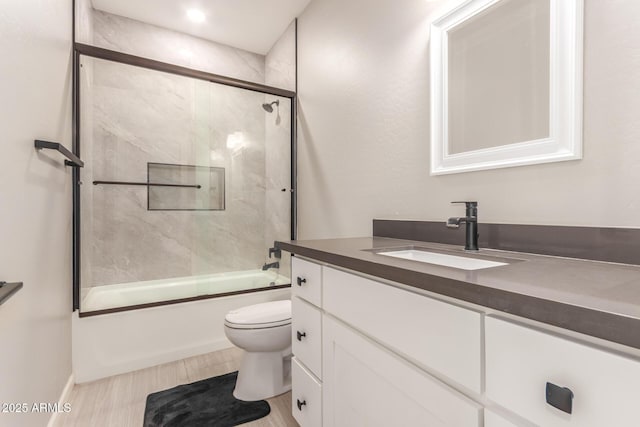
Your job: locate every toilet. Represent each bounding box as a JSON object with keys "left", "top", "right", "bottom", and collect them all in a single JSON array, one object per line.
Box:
[{"left": 224, "top": 300, "right": 292, "bottom": 401}]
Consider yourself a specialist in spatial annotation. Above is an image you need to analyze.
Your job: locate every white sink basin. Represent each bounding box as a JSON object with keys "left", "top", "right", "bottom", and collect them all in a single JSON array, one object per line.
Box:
[{"left": 377, "top": 249, "right": 508, "bottom": 271}]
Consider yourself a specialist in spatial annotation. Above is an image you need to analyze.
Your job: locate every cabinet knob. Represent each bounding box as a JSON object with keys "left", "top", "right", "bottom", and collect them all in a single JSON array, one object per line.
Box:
[
  {"left": 297, "top": 399, "right": 307, "bottom": 411},
  {"left": 546, "top": 382, "right": 574, "bottom": 414},
  {"left": 296, "top": 276, "right": 307, "bottom": 286},
  {"left": 297, "top": 331, "right": 307, "bottom": 341}
]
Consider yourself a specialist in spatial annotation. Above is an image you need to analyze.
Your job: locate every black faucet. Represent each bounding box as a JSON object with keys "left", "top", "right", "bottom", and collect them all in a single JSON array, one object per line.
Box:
[
  {"left": 262, "top": 261, "right": 280, "bottom": 271},
  {"left": 446, "top": 201, "right": 479, "bottom": 251}
]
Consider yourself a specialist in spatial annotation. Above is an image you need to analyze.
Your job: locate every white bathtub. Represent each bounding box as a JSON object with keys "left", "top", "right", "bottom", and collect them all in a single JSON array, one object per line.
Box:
[
  {"left": 82, "top": 270, "right": 290, "bottom": 312},
  {"left": 73, "top": 271, "right": 291, "bottom": 383}
]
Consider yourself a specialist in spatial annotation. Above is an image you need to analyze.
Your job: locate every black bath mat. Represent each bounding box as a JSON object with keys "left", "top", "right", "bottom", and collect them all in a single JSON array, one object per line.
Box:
[{"left": 143, "top": 371, "right": 270, "bottom": 427}]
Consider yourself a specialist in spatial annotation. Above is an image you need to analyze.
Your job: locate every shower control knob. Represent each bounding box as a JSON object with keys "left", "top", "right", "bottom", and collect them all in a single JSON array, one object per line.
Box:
[
  {"left": 296, "top": 277, "right": 307, "bottom": 286},
  {"left": 297, "top": 399, "right": 306, "bottom": 411},
  {"left": 297, "top": 331, "right": 306, "bottom": 341}
]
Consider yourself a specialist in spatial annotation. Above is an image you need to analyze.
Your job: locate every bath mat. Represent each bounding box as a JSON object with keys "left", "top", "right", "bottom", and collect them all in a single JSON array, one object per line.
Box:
[{"left": 143, "top": 371, "right": 270, "bottom": 427}]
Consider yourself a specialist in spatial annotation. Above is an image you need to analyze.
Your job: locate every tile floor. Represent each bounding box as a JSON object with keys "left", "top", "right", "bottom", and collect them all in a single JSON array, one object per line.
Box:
[{"left": 55, "top": 347, "right": 298, "bottom": 427}]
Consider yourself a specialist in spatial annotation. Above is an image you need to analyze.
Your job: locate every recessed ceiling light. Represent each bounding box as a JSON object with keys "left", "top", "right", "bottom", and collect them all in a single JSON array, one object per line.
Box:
[{"left": 186, "top": 9, "right": 205, "bottom": 23}]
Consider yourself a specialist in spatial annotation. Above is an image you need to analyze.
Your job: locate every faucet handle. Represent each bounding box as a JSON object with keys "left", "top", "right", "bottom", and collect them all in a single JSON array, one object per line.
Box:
[
  {"left": 452, "top": 201, "right": 478, "bottom": 218},
  {"left": 451, "top": 201, "right": 477, "bottom": 207},
  {"left": 268, "top": 246, "right": 281, "bottom": 259}
]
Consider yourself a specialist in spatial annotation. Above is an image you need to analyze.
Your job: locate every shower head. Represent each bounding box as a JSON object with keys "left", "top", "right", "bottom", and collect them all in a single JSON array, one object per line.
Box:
[{"left": 262, "top": 100, "right": 279, "bottom": 113}]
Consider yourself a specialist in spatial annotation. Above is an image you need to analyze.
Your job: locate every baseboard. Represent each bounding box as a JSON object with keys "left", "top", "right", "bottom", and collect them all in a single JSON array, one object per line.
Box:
[{"left": 47, "top": 374, "right": 74, "bottom": 427}]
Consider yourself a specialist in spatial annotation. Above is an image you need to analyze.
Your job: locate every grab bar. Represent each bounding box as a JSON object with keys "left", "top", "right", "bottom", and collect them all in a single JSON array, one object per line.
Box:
[
  {"left": 0, "top": 282, "right": 23, "bottom": 306},
  {"left": 34, "top": 140, "right": 84, "bottom": 167},
  {"left": 93, "top": 180, "right": 201, "bottom": 189}
]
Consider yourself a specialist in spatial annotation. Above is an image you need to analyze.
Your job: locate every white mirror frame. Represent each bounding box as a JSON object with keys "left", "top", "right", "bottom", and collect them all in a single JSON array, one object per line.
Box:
[{"left": 430, "top": 0, "right": 583, "bottom": 175}]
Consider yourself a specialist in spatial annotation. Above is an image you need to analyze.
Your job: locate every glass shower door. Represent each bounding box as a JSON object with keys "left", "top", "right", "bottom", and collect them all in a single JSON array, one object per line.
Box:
[{"left": 78, "top": 55, "right": 292, "bottom": 314}]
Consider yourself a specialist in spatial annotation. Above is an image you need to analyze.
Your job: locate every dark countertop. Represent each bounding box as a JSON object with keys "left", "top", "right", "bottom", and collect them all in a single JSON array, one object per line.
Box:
[{"left": 276, "top": 237, "right": 640, "bottom": 350}]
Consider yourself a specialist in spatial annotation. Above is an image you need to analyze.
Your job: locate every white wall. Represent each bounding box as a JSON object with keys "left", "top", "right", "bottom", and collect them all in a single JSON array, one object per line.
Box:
[
  {"left": 296, "top": 0, "right": 640, "bottom": 239},
  {"left": 0, "top": 1, "right": 73, "bottom": 426}
]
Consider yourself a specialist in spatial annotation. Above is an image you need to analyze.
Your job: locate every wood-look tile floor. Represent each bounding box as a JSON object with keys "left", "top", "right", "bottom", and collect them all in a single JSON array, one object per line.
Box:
[{"left": 56, "top": 347, "right": 299, "bottom": 427}]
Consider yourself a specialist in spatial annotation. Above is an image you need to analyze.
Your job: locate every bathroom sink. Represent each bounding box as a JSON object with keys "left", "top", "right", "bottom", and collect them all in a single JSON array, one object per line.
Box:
[{"left": 375, "top": 248, "right": 509, "bottom": 271}]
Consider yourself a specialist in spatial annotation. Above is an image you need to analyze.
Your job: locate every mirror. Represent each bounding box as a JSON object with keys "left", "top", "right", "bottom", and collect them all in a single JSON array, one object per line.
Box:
[{"left": 430, "top": 0, "right": 583, "bottom": 175}]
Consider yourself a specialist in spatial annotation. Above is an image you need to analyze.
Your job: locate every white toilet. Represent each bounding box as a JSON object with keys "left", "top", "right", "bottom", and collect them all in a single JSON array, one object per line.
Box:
[{"left": 224, "top": 300, "right": 292, "bottom": 401}]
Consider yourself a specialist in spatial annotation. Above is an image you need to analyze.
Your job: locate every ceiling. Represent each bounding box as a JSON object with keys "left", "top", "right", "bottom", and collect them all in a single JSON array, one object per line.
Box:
[{"left": 91, "top": 0, "right": 312, "bottom": 55}]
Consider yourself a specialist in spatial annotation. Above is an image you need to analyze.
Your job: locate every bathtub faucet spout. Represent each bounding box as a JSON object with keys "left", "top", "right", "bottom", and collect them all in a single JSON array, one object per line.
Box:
[{"left": 262, "top": 262, "right": 279, "bottom": 271}]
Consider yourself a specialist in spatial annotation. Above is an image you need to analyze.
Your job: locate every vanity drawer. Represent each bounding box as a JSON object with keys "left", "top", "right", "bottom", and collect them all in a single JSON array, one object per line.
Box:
[
  {"left": 486, "top": 317, "right": 640, "bottom": 426},
  {"left": 292, "top": 357, "right": 322, "bottom": 427},
  {"left": 292, "top": 296, "right": 322, "bottom": 378},
  {"left": 291, "top": 257, "right": 322, "bottom": 307},
  {"left": 323, "top": 267, "right": 482, "bottom": 393}
]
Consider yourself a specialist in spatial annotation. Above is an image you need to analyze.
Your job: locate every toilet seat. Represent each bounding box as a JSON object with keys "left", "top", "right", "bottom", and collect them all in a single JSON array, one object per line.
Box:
[{"left": 224, "top": 300, "right": 291, "bottom": 330}]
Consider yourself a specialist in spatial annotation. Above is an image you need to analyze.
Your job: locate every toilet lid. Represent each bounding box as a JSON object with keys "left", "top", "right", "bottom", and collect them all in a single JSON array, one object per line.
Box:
[{"left": 224, "top": 300, "right": 291, "bottom": 329}]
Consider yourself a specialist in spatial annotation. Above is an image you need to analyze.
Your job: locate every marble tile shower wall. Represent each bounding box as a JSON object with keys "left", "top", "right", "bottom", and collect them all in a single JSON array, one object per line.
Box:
[
  {"left": 80, "top": 10, "right": 294, "bottom": 288},
  {"left": 92, "top": 11, "right": 265, "bottom": 84}
]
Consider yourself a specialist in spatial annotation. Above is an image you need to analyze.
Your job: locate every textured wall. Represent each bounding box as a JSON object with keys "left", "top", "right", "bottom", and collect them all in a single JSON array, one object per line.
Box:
[
  {"left": 297, "top": 0, "right": 640, "bottom": 240},
  {"left": 0, "top": 0, "right": 72, "bottom": 426}
]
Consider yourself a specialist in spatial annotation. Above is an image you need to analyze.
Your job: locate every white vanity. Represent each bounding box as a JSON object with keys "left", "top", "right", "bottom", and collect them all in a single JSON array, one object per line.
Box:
[{"left": 289, "top": 256, "right": 640, "bottom": 427}]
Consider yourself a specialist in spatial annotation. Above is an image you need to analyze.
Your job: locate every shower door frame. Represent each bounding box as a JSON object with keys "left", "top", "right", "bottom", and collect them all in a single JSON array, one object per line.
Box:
[{"left": 71, "top": 43, "right": 298, "bottom": 312}]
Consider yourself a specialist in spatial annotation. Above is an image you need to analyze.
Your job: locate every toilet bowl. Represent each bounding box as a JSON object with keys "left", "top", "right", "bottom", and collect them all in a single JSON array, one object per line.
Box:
[{"left": 224, "top": 300, "right": 292, "bottom": 401}]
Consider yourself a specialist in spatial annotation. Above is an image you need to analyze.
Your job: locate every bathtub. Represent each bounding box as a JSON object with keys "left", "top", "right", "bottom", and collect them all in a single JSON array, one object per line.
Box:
[
  {"left": 82, "top": 270, "right": 290, "bottom": 312},
  {"left": 72, "top": 270, "right": 291, "bottom": 383}
]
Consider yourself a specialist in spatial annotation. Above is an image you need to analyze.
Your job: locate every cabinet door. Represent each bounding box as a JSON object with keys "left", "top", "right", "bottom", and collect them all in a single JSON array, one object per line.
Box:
[
  {"left": 486, "top": 316, "right": 640, "bottom": 426},
  {"left": 322, "top": 316, "right": 481, "bottom": 427},
  {"left": 323, "top": 267, "right": 482, "bottom": 393}
]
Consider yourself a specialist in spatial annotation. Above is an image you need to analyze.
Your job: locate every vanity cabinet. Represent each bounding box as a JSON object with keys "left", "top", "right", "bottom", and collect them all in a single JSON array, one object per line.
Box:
[
  {"left": 291, "top": 256, "right": 482, "bottom": 427},
  {"left": 290, "top": 255, "right": 640, "bottom": 427}
]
